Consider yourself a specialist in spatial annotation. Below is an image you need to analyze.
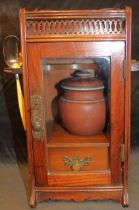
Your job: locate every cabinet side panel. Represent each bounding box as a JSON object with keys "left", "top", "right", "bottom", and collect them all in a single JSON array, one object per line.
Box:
[
  {"left": 122, "top": 7, "right": 132, "bottom": 206},
  {"left": 19, "top": 9, "right": 36, "bottom": 205}
]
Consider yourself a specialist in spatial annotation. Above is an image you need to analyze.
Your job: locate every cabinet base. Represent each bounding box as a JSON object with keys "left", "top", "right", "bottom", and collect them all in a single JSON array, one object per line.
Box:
[{"left": 29, "top": 186, "right": 128, "bottom": 207}]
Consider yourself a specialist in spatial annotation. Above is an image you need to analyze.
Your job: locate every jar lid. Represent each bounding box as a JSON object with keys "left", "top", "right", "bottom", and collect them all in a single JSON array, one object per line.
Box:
[{"left": 61, "top": 69, "right": 104, "bottom": 91}]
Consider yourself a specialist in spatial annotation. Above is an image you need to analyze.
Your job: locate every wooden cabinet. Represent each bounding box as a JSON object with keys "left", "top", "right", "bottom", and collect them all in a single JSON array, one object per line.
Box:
[{"left": 20, "top": 7, "right": 132, "bottom": 207}]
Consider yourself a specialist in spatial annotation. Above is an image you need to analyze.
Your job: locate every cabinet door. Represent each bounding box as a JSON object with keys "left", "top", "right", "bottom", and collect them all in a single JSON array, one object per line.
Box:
[{"left": 26, "top": 41, "right": 125, "bottom": 186}]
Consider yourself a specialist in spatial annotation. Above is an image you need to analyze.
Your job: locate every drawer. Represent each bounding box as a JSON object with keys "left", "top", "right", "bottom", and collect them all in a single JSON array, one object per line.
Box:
[
  {"left": 48, "top": 146, "right": 109, "bottom": 172},
  {"left": 48, "top": 171, "right": 111, "bottom": 187}
]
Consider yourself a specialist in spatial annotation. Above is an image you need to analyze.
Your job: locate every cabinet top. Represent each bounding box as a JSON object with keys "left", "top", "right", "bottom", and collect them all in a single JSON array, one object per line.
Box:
[
  {"left": 19, "top": 7, "right": 132, "bottom": 42},
  {"left": 21, "top": 8, "right": 130, "bottom": 18}
]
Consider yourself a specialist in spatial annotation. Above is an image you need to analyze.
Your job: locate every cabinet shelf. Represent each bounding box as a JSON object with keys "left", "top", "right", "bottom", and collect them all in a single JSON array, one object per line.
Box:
[{"left": 47, "top": 121, "right": 110, "bottom": 148}]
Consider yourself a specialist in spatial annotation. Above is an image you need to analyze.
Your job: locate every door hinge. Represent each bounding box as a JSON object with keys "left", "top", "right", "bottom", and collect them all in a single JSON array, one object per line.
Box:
[
  {"left": 121, "top": 144, "right": 125, "bottom": 163},
  {"left": 123, "top": 59, "right": 126, "bottom": 80}
]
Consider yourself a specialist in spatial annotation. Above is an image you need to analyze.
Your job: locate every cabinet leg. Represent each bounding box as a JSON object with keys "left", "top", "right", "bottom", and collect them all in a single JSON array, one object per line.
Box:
[
  {"left": 122, "top": 192, "right": 129, "bottom": 207},
  {"left": 29, "top": 188, "right": 36, "bottom": 208}
]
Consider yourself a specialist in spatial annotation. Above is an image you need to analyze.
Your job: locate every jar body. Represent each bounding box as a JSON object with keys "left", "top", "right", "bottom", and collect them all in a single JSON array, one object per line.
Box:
[
  {"left": 58, "top": 96, "right": 106, "bottom": 135},
  {"left": 63, "top": 89, "right": 103, "bottom": 101},
  {"left": 57, "top": 70, "right": 106, "bottom": 136}
]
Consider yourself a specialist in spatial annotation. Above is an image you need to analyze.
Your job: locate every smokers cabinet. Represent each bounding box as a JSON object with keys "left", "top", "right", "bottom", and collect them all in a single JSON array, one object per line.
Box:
[{"left": 20, "top": 7, "right": 131, "bottom": 207}]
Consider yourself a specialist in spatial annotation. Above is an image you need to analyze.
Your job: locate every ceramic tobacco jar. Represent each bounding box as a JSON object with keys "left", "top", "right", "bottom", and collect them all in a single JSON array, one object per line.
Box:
[{"left": 58, "top": 69, "right": 106, "bottom": 136}]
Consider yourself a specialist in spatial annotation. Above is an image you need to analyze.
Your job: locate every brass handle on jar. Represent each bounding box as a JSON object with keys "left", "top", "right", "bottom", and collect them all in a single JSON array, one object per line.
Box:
[
  {"left": 64, "top": 155, "right": 91, "bottom": 172},
  {"left": 31, "top": 95, "right": 43, "bottom": 139}
]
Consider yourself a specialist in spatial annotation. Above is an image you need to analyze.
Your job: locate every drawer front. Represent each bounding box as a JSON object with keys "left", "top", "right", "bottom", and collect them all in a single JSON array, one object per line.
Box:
[
  {"left": 48, "top": 172, "right": 111, "bottom": 187},
  {"left": 48, "top": 147, "right": 109, "bottom": 172}
]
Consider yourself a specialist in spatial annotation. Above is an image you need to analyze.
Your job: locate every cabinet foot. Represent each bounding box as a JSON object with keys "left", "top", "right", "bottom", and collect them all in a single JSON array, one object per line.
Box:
[
  {"left": 29, "top": 189, "right": 36, "bottom": 208},
  {"left": 122, "top": 192, "right": 129, "bottom": 207}
]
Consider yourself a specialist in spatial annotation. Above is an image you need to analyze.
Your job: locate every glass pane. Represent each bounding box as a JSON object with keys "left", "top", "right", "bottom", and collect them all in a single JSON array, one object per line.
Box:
[{"left": 41, "top": 57, "right": 111, "bottom": 172}]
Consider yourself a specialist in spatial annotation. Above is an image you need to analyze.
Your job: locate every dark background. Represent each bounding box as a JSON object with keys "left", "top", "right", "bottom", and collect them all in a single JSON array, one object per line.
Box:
[{"left": 0, "top": 0, "right": 139, "bottom": 163}]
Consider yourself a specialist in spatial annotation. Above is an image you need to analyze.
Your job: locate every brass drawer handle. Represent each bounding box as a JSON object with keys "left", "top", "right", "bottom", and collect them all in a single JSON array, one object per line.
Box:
[{"left": 64, "top": 156, "right": 91, "bottom": 171}]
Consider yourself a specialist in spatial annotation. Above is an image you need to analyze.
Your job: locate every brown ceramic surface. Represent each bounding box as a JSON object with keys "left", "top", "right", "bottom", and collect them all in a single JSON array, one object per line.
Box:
[
  {"left": 58, "top": 97, "right": 106, "bottom": 135},
  {"left": 58, "top": 69, "right": 106, "bottom": 135},
  {"left": 63, "top": 90, "right": 104, "bottom": 100}
]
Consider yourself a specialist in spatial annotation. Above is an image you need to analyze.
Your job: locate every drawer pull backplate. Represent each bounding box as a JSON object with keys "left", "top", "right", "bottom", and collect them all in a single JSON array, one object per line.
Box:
[{"left": 64, "top": 155, "right": 91, "bottom": 171}]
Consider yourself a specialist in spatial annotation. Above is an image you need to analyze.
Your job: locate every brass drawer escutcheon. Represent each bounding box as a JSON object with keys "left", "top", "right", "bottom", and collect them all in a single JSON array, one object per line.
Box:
[
  {"left": 64, "top": 155, "right": 91, "bottom": 171},
  {"left": 31, "top": 95, "right": 43, "bottom": 140}
]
